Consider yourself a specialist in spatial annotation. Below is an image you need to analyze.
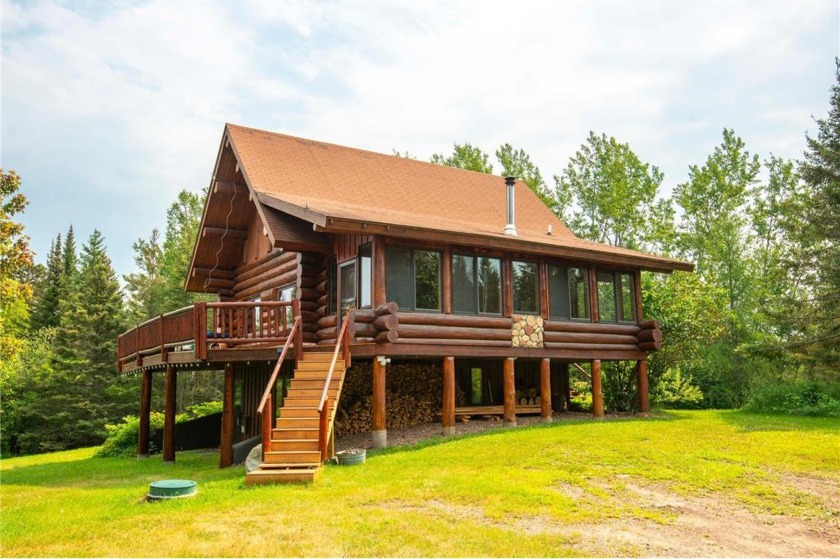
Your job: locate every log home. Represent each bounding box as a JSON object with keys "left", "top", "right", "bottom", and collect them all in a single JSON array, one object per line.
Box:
[{"left": 117, "top": 123, "right": 693, "bottom": 484}]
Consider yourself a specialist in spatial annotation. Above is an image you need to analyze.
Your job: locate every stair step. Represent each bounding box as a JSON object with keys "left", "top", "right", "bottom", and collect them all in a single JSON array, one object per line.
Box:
[
  {"left": 246, "top": 467, "right": 320, "bottom": 485},
  {"left": 263, "top": 451, "right": 322, "bottom": 464},
  {"left": 293, "top": 370, "right": 344, "bottom": 380},
  {"left": 301, "top": 352, "right": 338, "bottom": 362},
  {"left": 272, "top": 427, "right": 319, "bottom": 439},
  {"left": 280, "top": 407, "right": 320, "bottom": 418},
  {"left": 288, "top": 389, "right": 339, "bottom": 399},
  {"left": 275, "top": 417, "right": 319, "bottom": 429},
  {"left": 271, "top": 439, "right": 319, "bottom": 451},
  {"left": 281, "top": 397, "right": 321, "bottom": 406},
  {"left": 290, "top": 379, "right": 341, "bottom": 390},
  {"left": 296, "top": 360, "right": 345, "bottom": 371}
]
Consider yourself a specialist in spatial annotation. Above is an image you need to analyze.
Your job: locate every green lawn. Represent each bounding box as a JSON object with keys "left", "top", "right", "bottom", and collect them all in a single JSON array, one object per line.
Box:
[{"left": 1, "top": 410, "right": 838, "bottom": 557}]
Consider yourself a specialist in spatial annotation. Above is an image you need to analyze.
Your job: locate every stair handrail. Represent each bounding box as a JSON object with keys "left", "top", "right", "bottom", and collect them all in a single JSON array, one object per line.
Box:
[
  {"left": 317, "top": 313, "right": 351, "bottom": 461},
  {"left": 257, "top": 316, "right": 301, "bottom": 417}
]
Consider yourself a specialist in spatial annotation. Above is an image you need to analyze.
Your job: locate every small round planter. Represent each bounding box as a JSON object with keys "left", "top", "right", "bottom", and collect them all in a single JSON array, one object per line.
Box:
[{"left": 336, "top": 449, "right": 366, "bottom": 466}]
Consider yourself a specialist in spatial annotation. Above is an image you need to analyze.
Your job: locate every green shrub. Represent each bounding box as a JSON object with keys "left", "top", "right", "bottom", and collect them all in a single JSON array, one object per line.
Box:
[
  {"left": 94, "top": 412, "right": 165, "bottom": 457},
  {"left": 651, "top": 367, "right": 704, "bottom": 409},
  {"left": 94, "top": 401, "right": 223, "bottom": 458},
  {"left": 744, "top": 381, "right": 840, "bottom": 416}
]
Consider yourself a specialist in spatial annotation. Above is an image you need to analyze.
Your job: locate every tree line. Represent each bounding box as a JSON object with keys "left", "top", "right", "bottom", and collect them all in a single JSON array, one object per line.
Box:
[
  {"left": 0, "top": 186, "right": 217, "bottom": 455},
  {"left": 2, "top": 62, "right": 838, "bottom": 456}
]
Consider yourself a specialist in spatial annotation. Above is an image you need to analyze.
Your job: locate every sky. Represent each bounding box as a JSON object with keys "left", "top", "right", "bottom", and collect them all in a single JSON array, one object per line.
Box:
[{"left": 3, "top": 0, "right": 838, "bottom": 278}]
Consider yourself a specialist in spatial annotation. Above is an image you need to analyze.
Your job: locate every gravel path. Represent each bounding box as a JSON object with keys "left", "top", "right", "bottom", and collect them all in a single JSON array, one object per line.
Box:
[{"left": 335, "top": 411, "right": 640, "bottom": 451}]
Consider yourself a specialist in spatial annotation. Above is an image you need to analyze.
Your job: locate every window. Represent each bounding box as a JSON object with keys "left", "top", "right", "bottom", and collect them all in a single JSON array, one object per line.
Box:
[
  {"left": 512, "top": 260, "right": 539, "bottom": 314},
  {"left": 385, "top": 246, "right": 441, "bottom": 311},
  {"left": 570, "top": 268, "right": 590, "bottom": 319},
  {"left": 470, "top": 367, "right": 483, "bottom": 405},
  {"left": 620, "top": 273, "right": 636, "bottom": 322},
  {"left": 452, "top": 254, "right": 502, "bottom": 314},
  {"left": 596, "top": 271, "right": 636, "bottom": 323},
  {"left": 358, "top": 244, "right": 372, "bottom": 309},
  {"left": 278, "top": 285, "right": 295, "bottom": 326},
  {"left": 248, "top": 296, "right": 262, "bottom": 334},
  {"left": 339, "top": 260, "right": 356, "bottom": 312},
  {"left": 548, "top": 265, "right": 590, "bottom": 321}
]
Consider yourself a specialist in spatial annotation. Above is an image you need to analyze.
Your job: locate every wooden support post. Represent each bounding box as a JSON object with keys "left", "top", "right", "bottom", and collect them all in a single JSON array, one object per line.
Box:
[
  {"left": 442, "top": 356, "right": 455, "bottom": 436},
  {"left": 561, "top": 362, "right": 572, "bottom": 412},
  {"left": 219, "top": 364, "right": 235, "bottom": 468},
  {"left": 372, "top": 357, "right": 387, "bottom": 448},
  {"left": 163, "top": 366, "right": 176, "bottom": 463},
  {"left": 591, "top": 359, "right": 604, "bottom": 419},
  {"left": 637, "top": 359, "right": 650, "bottom": 415},
  {"left": 588, "top": 267, "right": 599, "bottom": 323},
  {"left": 442, "top": 246, "right": 452, "bottom": 314},
  {"left": 373, "top": 237, "right": 387, "bottom": 308},
  {"left": 137, "top": 369, "right": 152, "bottom": 458},
  {"left": 540, "top": 358, "right": 552, "bottom": 422},
  {"left": 503, "top": 357, "right": 516, "bottom": 427}
]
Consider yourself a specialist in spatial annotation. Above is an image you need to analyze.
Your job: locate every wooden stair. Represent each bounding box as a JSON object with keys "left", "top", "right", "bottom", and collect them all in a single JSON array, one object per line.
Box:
[{"left": 246, "top": 351, "right": 345, "bottom": 485}]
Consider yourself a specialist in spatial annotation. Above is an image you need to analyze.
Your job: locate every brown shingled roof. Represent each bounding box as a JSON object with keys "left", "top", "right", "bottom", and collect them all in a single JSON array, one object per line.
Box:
[{"left": 225, "top": 123, "right": 693, "bottom": 273}]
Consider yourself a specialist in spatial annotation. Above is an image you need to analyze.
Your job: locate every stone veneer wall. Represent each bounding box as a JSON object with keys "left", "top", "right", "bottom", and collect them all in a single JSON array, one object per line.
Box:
[{"left": 511, "top": 314, "right": 544, "bottom": 348}]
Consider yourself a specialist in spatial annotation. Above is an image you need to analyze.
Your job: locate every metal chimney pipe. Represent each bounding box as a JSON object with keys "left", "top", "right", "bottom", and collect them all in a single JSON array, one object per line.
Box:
[{"left": 503, "top": 176, "right": 517, "bottom": 236}]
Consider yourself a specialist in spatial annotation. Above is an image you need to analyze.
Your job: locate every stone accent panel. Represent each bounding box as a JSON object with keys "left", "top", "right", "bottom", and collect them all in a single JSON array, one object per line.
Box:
[{"left": 512, "top": 314, "right": 544, "bottom": 348}]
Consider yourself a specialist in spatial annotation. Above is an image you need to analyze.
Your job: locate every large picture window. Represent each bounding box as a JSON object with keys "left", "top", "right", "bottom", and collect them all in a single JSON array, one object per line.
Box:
[
  {"left": 548, "top": 265, "right": 590, "bottom": 321},
  {"left": 452, "top": 254, "right": 502, "bottom": 314},
  {"left": 512, "top": 260, "right": 539, "bottom": 314},
  {"left": 385, "top": 246, "right": 441, "bottom": 311},
  {"left": 596, "top": 271, "right": 636, "bottom": 323}
]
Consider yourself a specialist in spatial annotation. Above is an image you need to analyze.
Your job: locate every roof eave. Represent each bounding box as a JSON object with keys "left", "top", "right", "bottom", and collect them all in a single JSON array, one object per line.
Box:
[{"left": 317, "top": 217, "right": 694, "bottom": 273}]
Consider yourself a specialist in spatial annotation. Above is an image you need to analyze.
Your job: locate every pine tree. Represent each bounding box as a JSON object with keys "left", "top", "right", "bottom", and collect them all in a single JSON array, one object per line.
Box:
[
  {"left": 124, "top": 228, "right": 166, "bottom": 322},
  {"left": 31, "top": 233, "right": 64, "bottom": 330},
  {"left": 50, "top": 230, "right": 130, "bottom": 448},
  {"left": 793, "top": 59, "right": 840, "bottom": 370}
]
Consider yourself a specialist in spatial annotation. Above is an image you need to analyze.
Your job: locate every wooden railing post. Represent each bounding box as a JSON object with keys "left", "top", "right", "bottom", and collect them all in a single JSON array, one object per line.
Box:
[
  {"left": 135, "top": 325, "right": 141, "bottom": 367},
  {"left": 262, "top": 392, "right": 272, "bottom": 461},
  {"left": 292, "top": 299, "right": 303, "bottom": 359},
  {"left": 159, "top": 314, "right": 167, "bottom": 362},
  {"left": 195, "top": 302, "right": 207, "bottom": 360},
  {"left": 319, "top": 404, "right": 329, "bottom": 462},
  {"left": 342, "top": 314, "right": 351, "bottom": 368}
]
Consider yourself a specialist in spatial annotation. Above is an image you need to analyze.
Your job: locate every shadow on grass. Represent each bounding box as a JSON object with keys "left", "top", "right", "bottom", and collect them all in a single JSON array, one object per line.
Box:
[
  {"left": 0, "top": 449, "right": 236, "bottom": 489},
  {"left": 718, "top": 409, "right": 840, "bottom": 433},
  {"left": 365, "top": 411, "right": 680, "bottom": 459}
]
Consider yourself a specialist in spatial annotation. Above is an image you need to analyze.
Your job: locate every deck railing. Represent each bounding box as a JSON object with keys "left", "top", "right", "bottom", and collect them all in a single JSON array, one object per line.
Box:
[{"left": 116, "top": 300, "right": 301, "bottom": 371}]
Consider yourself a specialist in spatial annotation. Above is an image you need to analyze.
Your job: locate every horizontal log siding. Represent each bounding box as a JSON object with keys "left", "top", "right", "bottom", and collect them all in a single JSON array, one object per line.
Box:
[{"left": 390, "top": 312, "right": 648, "bottom": 354}]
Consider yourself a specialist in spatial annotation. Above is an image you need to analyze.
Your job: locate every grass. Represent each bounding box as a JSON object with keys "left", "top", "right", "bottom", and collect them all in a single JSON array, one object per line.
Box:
[{"left": 1, "top": 410, "right": 838, "bottom": 557}]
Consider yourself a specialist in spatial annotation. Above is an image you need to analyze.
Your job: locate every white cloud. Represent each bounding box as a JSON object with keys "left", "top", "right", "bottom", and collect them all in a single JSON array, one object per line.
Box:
[{"left": 3, "top": 0, "right": 837, "bottom": 272}]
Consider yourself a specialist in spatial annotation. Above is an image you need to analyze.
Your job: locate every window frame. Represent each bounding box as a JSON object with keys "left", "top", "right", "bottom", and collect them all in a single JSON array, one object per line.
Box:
[
  {"left": 385, "top": 245, "right": 442, "bottom": 312},
  {"left": 511, "top": 258, "right": 540, "bottom": 315},
  {"left": 338, "top": 259, "right": 357, "bottom": 313},
  {"left": 357, "top": 243, "right": 373, "bottom": 310},
  {"left": 547, "top": 264, "right": 591, "bottom": 322},
  {"left": 595, "top": 270, "right": 637, "bottom": 324},
  {"left": 451, "top": 252, "right": 503, "bottom": 316}
]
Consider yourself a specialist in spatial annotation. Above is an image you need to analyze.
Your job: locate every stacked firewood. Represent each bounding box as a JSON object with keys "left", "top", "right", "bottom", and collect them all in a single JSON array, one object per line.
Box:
[{"left": 334, "top": 360, "right": 465, "bottom": 436}]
